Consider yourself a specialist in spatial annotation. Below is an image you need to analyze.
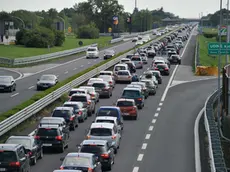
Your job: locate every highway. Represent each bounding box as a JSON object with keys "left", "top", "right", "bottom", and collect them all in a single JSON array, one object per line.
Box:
[
  {"left": 0, "top": 34, "right": 160, "bottom": 114},
  {"left": 13, "top": 28, "right": 194, "bottom": 172}
]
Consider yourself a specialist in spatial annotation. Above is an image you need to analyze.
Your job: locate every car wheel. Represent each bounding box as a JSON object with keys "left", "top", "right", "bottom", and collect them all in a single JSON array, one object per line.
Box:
[
  {"left": 36, "top": 87, "right": 40, "bottom": 91},
  {"left": 9, "top": 86, "right": 13, "bottom": 92},
  {"left": 31, "top": 157, "right": 36, "bottom": 165},
  {"left": 107, "top": 94, "right": 110, "bottom": 98},
  {"left": 39, "top": 148, "right": 43, "bottom": 159},
  {"left": 14, "top": 85, "right": 16, "bottom": 91},
  {"left": 134, "top": 115, "right": 137, "bottom": 120},
  {"left": 59, "top": 144, "right": 64, "bottom": 153},
  {"left": 138, "top": 105, "right": 142, "bottom": 109},
  {"left": 71, "top": 124, "right": 75, "bottom": 131},
  {"left": 114, "top": 148, "right": 118, "bottom": 154}
]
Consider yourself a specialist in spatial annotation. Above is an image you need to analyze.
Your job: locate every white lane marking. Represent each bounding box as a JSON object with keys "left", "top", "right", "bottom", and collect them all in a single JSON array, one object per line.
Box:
[
  {"left": 149, "top": 126, "right": 154, "bottom": 131},
  {"left": 159, "top": 102, "right": 163, "bottom": 106},
  {"left": 64, "top": 71, "right": 68, "bottom": 74},
  {"left": 0, "top": 68, "right": 23, "bottom": 81},
  {"left": 73, "top": 68, "right": 77, "bottom": 70},
  {"left": 160, "top": 27, "right": 195, "bottom": 102},
  {"left": 194, "top": 108, "right": 204, "bottom": 172},
  {"left": 145, "top": 134, "right": 151, "bottom": 139},
  {"left": 28, "top": 86, "right": 34, "bottom": 89},
  {"left": 141, "top": 143, "right": 148, "bottom": 150},
  {"left": 81, "top": 65, "right": 84, "bottom": 67},
  {"left": 152, "top": 119, "right": 156, "bottom": 123},
  {"left": 154, "top": 113, "right": 159, "bottom": 117},
  {"left": 137, "top": 154, "right": 144, "bottom": 161},
  {"left": 11, "top": 93, "right": 19, "bottom": 97},
  {"left": 132, "top": 167, "right": 139, "bottom": 172},
  {"left": 157, "top": 107, "right": 161, "bottom": 111}
]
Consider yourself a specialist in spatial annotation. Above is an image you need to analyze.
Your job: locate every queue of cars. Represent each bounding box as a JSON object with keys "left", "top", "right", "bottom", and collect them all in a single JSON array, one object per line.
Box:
[{"left": 0, "top": 24, "right": 193, "bottom": 172}]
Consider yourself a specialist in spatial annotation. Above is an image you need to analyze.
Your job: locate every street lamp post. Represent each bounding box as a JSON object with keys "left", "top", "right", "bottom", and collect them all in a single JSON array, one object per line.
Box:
[{"left": 226, "top": 0, "right": 229, "bottom": 64}]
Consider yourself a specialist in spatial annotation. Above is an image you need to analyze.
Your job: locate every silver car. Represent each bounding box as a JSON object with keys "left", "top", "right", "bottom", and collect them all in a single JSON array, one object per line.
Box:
[
  {"left": 37, "top": 74, "right": 58, "bottom": 90},
  {"left": 140, "top": 79, "right": 156, "bottom": 95},
  {"left": 86, "top": 122, "right": 121, "bottom": 153},
  {"left": 131, "top": 55, "right": 143, "bottom": 69},
  {"left": 140, "top": 53, "right": 148, "bottom": 64},
  {"left": 79, "top": 86, "right": 99, "bottom": 103},
  {"left": 115, "top": 70, "right": 132, "bottom": 83},
  {"left": 140, "top": 72, "right": 158, "bottom": 88},
  {"left": 98, "top": 75, "right": 115, "bottom": 88}
]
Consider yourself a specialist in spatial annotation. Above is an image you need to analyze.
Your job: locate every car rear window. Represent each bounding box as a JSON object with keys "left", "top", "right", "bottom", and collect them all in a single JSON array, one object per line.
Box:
[
  {"left": 63, "top": 156, "right": 90, "bottom": 167},
  {"left": 92, "top": 83, "right": 106, "bottom": 88},
  {"left": 63, "top": 104, "right": 79, "bottom": 111},
  {"left": 117, "top": 101, "right": 134, "bottom": 107},
  {"left": 122, "top": 90, "right": 141, "bottom": 97},
  {"left": 0, "top": 151, "right": 17, "bottom": 162},
  {"left": 131, "top": 57, "right": 141, "bottom": 61},
  {"left": 70, "top": 96, "right": 87, "bottom": 102},
  {"left": 52, "top": 110, "right": 71, "bottom": 119},
  {"left": 6, "top": 138, "right": 31, "bottom": 149},
  {"left": 157, "top": 64, "right": 167, "bottom": 69},
  {"left": 117, "top": 71, "right": 129, "bottom": 75},
  {"left": 96, "top": 119, "right": 114, "bottom": 124},
  {"left": 97, "top": 109, "right": 118, "bottom": 117},
  {"left": 115, "top": 66, "right": 126, "bottom": 71},
  {"left": 36, "top": 128, "right": 59, "bottom": 136},
  {"left": 90, "top": 128, "right": 112, "bottom": 136},
  {"left": 69, "top": 90, "right": 85, "bottom": 96},
  {"left": 154, "top": 61, "right": 164, "bottom": 65},
  {"left": 80, "top": 145, "right": 106, "bottom": 154}
]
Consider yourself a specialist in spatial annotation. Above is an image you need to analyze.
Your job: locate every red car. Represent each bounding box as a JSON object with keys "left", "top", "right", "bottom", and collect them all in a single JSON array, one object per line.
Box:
[{"left": 116, "top": 98, "right": 138, "bottom": 120}]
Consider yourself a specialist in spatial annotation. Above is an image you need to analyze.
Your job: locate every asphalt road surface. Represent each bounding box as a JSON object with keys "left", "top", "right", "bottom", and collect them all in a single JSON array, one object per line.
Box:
[
  {"left": 0, "top": 68, "right": 22, "bottom": 79},
  {"left": 16, "top": 29, "right": 193, "bottom": 172}
]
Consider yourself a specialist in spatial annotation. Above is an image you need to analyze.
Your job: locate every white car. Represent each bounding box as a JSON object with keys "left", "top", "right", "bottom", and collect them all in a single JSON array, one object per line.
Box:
[
  {"left": 132, "top": 37, "right": 138, "bottom": 42},
  {"left": 135, "top": 40, "right": 144, "bottom": 45},
  {"left": 120, "top": 58, "right": 131, "bottom": 64},
  {"left": 156, "top": 32, "right": 161, "bottom": 36},
  {"left": 115, "top": 70, "right": 132, "bottom": 83},
  {"left": 98, "top": 75, "right": 115, "bottom": 88},
  {"left": 113, "top": 63, "right": 129, "bottom": 74},
  {"left": 68, "top": 88, "right": 89, "bottom": 98},
  {"left": 86, "top": 46, "right": 99, "bottom": 59},
  {"left": 175, "top": 41, "right": 184, "bottom": 48},
  {"left": 87, "top": 78, "right": 103, "bottom": 86},
  {"left": 99, "top": 71, "right": 114, "bottom": 80}
]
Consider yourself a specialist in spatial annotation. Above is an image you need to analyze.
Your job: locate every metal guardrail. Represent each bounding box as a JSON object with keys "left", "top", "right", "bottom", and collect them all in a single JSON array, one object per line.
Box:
[
  {"left": 110, "top": 37, "right": 124, "bottom": 44},
  {"left": 0, "top": 27, "right": 180, "bottom": 137},
  {"left": 204, "top": 89, "right": 227, "bottom": 172}
]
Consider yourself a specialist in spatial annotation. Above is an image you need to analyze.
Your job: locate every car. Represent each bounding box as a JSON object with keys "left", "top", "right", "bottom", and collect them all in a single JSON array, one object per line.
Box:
[
  {"left": 154, "top": 64, "right": 170, "bottom": 76},
  {"left": 79, "top": 86, "right": 99, "bottom": 103},
  {"left": 121, "top": 87, "right": 144, "bottom": 109},
  {"left": 69, "top": 93, "right": 95, "bottom": 116},
  {"left": 99, "top": 71, "right": 114, "bottom": 79},
  {"left": 132, "top": 73, "right": 139, "bottom": 82},
  {"left": 147, "top": 70, "right": 162, "bottom": 84},
  {"left": 94, "top": 116, "right": 122, "bottom": 132},
  {"left": 131, "top": 55, "right": 143, "bottom": 69},
  {"left": 39, "top": 117, "right": 69, "bottom": 130},
  {"left": 96, "top": 106, "right": 123, "bottom": 129},
  {"left": 51, "top": 106, "right": 78, "bottom": 130},
  {"left": 120, "top": 58, "right": 131, "bottom": 64},
  {"left": 168, "top": 54, "right": 181, "bottom": 64},
  {"left": 98, "top": 75, "right": 115, "bottom": 88},
  {"left": 78, "top": 140, "right": 114, "bottom": 171},
  {"left": 140, "top": 71, "right": 158, "bottom": 87},
  {"left": 104, "top": 49, "right": 115, "bottom": 59},
  {"left": 86, "top": 123, "right": 121, "bottom": 154},
  {"left": 140, "top": 53, "right": 148, "bottom": 64},
  {"left": 115, "top": 70, "right": 132, "bottom": 83},
  {"left": 37, "top": 74, "right": 58, "bottom": 90},
  {"left": 63, "top": 101, "right": 88, "bottom": 123},
  {"left": 152, "top": 57, "right": 171, "bottom": 68},
  {"left": 140, "top": 79, "right": 156, "bottom": 95},
  {"left": 135, "top": 40, "right": 143, "bottom": 45},
  {"left": 113, "top": 63, "right": 129, "bottom": 74},
  {"left": 60, "top": 153, "right": 102, "bottom": 171},
  {"left": 126, "top": 54, "right": 134, "bottom": 59},
  {"left": 53, "top": 170, "right": 82, "bottom": 172},
  {"left": 146, "top": 48, "right": 156, "bottom": 57},
  {"left": 132, "top": 37, "right": 138, "bottom": 42},
  {"left": 116, "top": 99, "right": 138, "bottom": 120},
  {"left": 68, "top": 88, "right": 89, "bottom": 98},
  {"left": 0, "top": 144, "right": 31, "bottom": 172},
  {"left": 130, "top": 82, "right": 149, "bottom": 98},
  {"left": 34, "top": 124, "right": 69, "bottom": 153},
  {"left": 87, "top": 78, "right": 104, "bottom": 86},
  {"left": 5, "top": 136, "right": 43, "bottom": 165},
  {"left": 0, "top": 76, "right": 16, "bottom": 92},
  {"left": 92, "top": 81, "right": 112, "bottom": 98},
  {"left": 86, "top": 46, "right": 99, "bottom": 59}
]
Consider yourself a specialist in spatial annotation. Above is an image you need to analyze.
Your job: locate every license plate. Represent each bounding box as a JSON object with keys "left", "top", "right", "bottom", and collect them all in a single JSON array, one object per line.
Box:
[
  {"left": 43, "top": 85, "right": 48, "bottom": 87},
  {"left": 123, "top": 113, "right": 129, "bottom": 115},
  {"left": 0, "top": 168, "right": 6, "bottom": 171},
  {"left": 159, "top": 69, "right": 163, "bottom": 71},
  {"left": 173, "top": 60, "right": 177, "bottom": 62},
  {"left": 43, "top": 144, "right": 52, "bottom": 146}
]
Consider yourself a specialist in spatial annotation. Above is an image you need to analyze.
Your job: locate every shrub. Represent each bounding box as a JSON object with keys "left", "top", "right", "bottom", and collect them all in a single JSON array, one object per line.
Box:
[
  {"left": 15, "top": 29, "right": 27, "bottom": 45},
  {"left": 77, "top": 23, "right": 99, "bottom": 39},
  {"left": 53, "top": 30, "right": 65, "bottom": 46},
  {"left": 24, "top": 27, "right": 55, "bottom": 48},
  {"left": 216, "top": 35, "right": 227, "bottom": 42},
  {"left": 203, "top": 32, "right": 217, "bottom": 38}
]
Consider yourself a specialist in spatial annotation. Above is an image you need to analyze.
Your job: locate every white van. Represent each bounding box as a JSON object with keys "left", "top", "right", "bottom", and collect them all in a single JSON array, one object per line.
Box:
[
  {"left": 86, "top": 46, "right": 99, "bottom": 59},
  {"left": 113, "top": 64, "right": 129, "bottom": 74}
]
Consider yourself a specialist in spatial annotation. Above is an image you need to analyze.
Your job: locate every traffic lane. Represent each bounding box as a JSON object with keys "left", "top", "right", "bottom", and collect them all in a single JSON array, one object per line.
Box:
[
  {"left": 138, "top": 79, "right": 217, "bottom": 172},
  {"left": 181, "top": 34, "right": 197, "bottom": 66},
  {"left": 0, "top": 69, "right": 21, "bottom": 79},
  {"left": 30, "top": 59, "right": 175, "bottom": 172}
]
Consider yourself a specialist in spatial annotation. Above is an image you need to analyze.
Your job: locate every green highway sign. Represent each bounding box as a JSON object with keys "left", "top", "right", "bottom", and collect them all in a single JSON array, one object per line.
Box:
[{"left": 208, "top": 42, "right": 230, "bottom": 55}]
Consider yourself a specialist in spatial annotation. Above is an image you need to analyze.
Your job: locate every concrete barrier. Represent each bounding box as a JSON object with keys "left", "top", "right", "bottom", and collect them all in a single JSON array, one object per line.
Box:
[{"left": 195, "top": 66, "right": 218, "bottom": 76}]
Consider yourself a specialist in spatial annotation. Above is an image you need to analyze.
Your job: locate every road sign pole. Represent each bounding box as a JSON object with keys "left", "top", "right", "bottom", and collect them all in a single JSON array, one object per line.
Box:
[{"left": 227, "top": 0, "right": 230, "bottom": 64}]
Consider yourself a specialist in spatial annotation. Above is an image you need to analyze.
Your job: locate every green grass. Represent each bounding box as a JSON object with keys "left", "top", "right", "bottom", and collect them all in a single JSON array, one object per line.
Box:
[
  {"left": 0, "top": 36, "right": 112, "bottom": 58},
  {"left": 202, "top": 27, "right": 217, "bottom": 34}
]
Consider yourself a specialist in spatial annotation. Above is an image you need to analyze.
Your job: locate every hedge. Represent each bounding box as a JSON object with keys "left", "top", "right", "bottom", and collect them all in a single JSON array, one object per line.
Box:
[{"left": 0, "top": 27, "right": 177, "bottom": 122}]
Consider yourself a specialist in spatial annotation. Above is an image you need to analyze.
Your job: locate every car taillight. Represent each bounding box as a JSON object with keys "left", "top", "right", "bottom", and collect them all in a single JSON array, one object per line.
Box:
[
  {"left": 90, "top": 93, "right": 95, "bottom": 97},
  {"left": 101, "top": 154, "right": 109, "bottom": 158},
  {"left": 132, "top": 107, "right": 137, "bottom": 111},
  {"left": 137, "top": 98, "right": 142, "bottom": 101},
  {"left": 109, "top": 81, "right": 112, "bottom": 84},
  {"left": 165, "top": 68, "right": 169, "bottom": 70},
  {"left": 139, "top": 62, "right": 142, "bottom": 64},
  {"left": 155, "top": 68, "right": 159, "bottom": 70},
  {"left": 88, "top": 168, "right": 93, "bottom": 172},
  {"left": 86, "top": 135, "right": 90, "bottom": 139},
  {"left": 87, "top": 101, "right": 91, "bottom": 105},
  {"left": 56, "top": 136, "right": 62, "bottom": 141},
  {"left": 70, "top": 117, "right": 74, "bottom": 121},
  {"left": 128, "top": 76, "right": 131, "bottom": 78},
  {"left": 34, "top": 136, "right": 40, "bottom": 139},
  {"left": 28, "top": 151, "right": 32, "bottom": 156},
  {"left": 112, "top": 135, "right": 116, "bottom": 139},
  {"left": 9, "top": 162, "right": 20, "bottom": 167},
  {"left": 78, "top": 111, "right": 83, "bottom": 115},
  {"left": 103, "top": 87, "right": 109, "bottom": 90},
  {"left": 60, "top": 166, "right": 64, "bottom": 170}
]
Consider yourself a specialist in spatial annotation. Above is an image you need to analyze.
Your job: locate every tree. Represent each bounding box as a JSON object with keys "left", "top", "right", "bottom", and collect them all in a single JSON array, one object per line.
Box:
[{"left": 71, "top": 13, "right": 87, "bottom": 31}]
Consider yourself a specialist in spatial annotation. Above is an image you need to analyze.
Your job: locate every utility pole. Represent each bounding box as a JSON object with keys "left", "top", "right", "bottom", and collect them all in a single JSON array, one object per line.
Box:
[{"left": 226, "top": 0, "right": 229, "bottom": 64}]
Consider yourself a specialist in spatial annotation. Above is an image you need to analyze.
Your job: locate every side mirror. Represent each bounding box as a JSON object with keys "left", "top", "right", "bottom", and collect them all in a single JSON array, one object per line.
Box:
[
  {"left": 92, "top": 120, "right": 95, "bottom": 123},
  {"left": 76, "top": 144, "right": 81, "bottom": 149},
  {"left": 60, "top": 157, "right": 65, "bottom": 161}
]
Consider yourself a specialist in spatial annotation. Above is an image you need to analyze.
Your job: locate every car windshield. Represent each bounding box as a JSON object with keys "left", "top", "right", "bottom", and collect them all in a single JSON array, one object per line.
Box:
[
  {"left": 92, "top": 83, "right": 105, "bottom": 88},
  {"left": 69, "top": 90, "right": 85, "bottom": 96},
  {"left": 6, "top": 138, "right": 31, "bottom": 149},
  {"left": 152, "top": 72, "right": 159, "bottom": 77},
  {"left": 117, "top": 101, "right": 134, "bottom": 107},
  {"left": 63, "top": 156, "right": 90, "bottom": 167},
  {"left": 96, "top": 119, "right": 114, "bottom": 124},
  {"left": 90, "top": 128, "right": 112, "bottom": 136},
  {"left": 117, "top": 71, "right": 129, "bottom": 75},
  {"left": 80, "top": 145, "right": 105, "bottom": 154},
  {"left": 115, "top": 66, "right": 126, "bottom": 71},
  {"left": 0, "top": 151, "right": 17, "bottom": 162},
  {"left": 37, "top": 128, "right": 58, "bottom": 136},
  {"left": 64, "top": 104, "right": 79, "bottom": 111},
  {"left": 40, "top": 75, "right": 55, "bottom": 81},
  {"left": 97, "top": 109, "right": 118, "bottom": 117},
  {"left": 99, "top": 73, "right": 111, "bottom": 76},
  {"left": 131, "top": 58, "right": 140, "bottom": 61},
  {"left": 122, "top": 90, "right": 141, "bottom": 97},
  {"left": 87, "top": 48, "right": 96, "bottom": 51},
  {"left": 52, "top": 110, "right": 71, "bottom": 119},
  {"left": 0, "top": 77, "right": 11, "bottom": 83},
  {"left": 70, "top": 96, "right": 87, "bottom": 102}
]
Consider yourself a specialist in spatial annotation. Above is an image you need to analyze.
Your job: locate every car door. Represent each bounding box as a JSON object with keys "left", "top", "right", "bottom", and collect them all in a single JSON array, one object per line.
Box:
[{"left": 18, "top": 147, "right": 30, "bottom": 171}]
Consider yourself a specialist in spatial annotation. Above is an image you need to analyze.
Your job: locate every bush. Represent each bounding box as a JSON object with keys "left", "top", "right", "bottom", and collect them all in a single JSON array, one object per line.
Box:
[
  {"left": 54, "top": 30, "right": 65, "bottom": 46},
  {"left": 203, "top": 32, "right": 217, "bottom": 38},
  {"left": 15, "top": 29, "right": 27, "bottom": 45},
  {"left": 24, "top": 27, "right": 55, "bottom": 48},
  {"left": 77, "top": 23, "right": 99, "bottom": 39},
  {"left": 216, "top": 35, "right": 227, "bottom": 42}
]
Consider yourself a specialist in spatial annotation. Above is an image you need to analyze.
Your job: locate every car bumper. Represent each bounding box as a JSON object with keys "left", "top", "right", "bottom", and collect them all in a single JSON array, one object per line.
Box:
[{"left": 0, "top": 86, "right": 11, "bottom": 91}]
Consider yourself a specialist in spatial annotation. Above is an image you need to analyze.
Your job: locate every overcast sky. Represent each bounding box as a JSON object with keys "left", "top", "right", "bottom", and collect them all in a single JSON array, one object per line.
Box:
[{"left": 0, "top": 0, "right": 223, "bottom": 18}]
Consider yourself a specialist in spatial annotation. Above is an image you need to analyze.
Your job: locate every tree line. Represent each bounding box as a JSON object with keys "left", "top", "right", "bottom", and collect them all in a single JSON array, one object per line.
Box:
[{"left": 0, "top": 0, "right": 178, "bottom": 48}]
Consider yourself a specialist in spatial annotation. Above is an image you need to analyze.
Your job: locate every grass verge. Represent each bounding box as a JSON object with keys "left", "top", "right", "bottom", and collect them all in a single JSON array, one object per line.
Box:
[{"left": 0, "top": 36, "right": 112, "bottom": 58}]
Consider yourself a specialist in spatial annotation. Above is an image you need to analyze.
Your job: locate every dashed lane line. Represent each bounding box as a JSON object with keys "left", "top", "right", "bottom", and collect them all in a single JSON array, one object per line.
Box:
[
  {"left": 137, "top": 154, "right": 144, "bottom": 161},
  {"left": 145, "top": 134, "right": 151, "bottom": 140},
  {"left": 64, "top": 71, "right": 68, "bottom": 74},
  {"left": 11, "top": 93, "right": 19, "bottom": 97},
  {"left": 152, "top": 119, "right": 156, "bottom": 123},
  {"left": 28, "top": 86, "right": 34, "bottom": 89},
  {"left": 141, "top": 143, "right": 147, "bottom": 150},
  {"left": 154, "top": 113, "right": 159, "bottom": 117},
  {"left": 159, "top": 102, "right": 163, "bottom": 106},
  {"left": 132, "top": 167, "right": 139, "bottom": 172},
  {"left": 157, "top": 107, "right": 161, "bottom": 111},
  {"left": 148, "top": 126, "right": 154, "bottom": 131},
  {"left": 73, "top": 68, "right": 77, "bottom": 70}
]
